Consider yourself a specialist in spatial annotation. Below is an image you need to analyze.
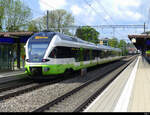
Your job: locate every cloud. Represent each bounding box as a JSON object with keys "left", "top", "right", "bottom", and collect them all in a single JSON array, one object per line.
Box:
[
  {"left": 115, "top": 0, "right": 141, "bottom": 8},
  {"left": 70, "top": 0, "right": 143, "bottom": 25},
  {"left": 104, "top": 15, "right": 110, "bottom": 20},
  {"left": 70, "top": 4, "right": 97, "bottom": 25},
  {"left": 98, "top": 0, "right": 142, "bottom": 22},
  {"left": 124, "top": 11, "right": 142, "bottom": 21},
  {"left": 39, "top": 0, "right": 67, "bottom": 11},
  {"left": 38, "top": 0, "right": 144, "bottom": 26},
  {"left": 71, "top": 5, "right": 82, "bottom": 15}
]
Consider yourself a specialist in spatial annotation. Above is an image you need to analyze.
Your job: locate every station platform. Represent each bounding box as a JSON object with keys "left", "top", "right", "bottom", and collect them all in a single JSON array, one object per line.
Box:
[
  {"left": 0, "top": 70, "right": 25, "bottom": 78},
  {"left": 84, "top": 55, "right": 150, "bottom": 112}
]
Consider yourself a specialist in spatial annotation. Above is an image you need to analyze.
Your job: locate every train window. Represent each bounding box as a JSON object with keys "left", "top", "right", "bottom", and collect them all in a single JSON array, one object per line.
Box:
[
  {"left": 72, "top": 48, "right": 82, "bottom": 62},
  {"left": 49, "top": 48, "right": 57, "bottom": 58},
  {"left": 100, "top": 50, "right": 105, "bottom": 58},
  {"left": 91, "top": 50, "right": 94, "bottom": 60},
  {"left": 83, "top": 49, "right": 90, "bottom": 61},
  {"left": 49, "top": 46, "right": 73, "bottom": 58},
  {"left": 49, "top": 47, "right": 107, "bottom": 61}
]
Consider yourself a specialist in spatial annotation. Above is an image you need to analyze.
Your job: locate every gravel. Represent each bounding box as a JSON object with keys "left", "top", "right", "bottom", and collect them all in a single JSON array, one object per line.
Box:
[
  {"left": 0, "top": 60, "right": 126, "bottom": 112},
  {"left": 45, "top": 60, "right": 132, "bottom": 112}
]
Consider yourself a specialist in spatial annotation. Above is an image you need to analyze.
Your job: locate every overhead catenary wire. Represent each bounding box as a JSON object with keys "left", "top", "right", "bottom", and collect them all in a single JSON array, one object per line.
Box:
[
  {"left": 93, "top": 0, "right": 115, "bottom": 25},
  {"left": 94, "top": 0, "right": 130, "bottom": 38},
  {"left": 36, "top": 0, "right": 88, "bottom": 35},
  {"left": 84, "top": 0, "right": 110, "bottom": 25},
  {"left": 89, "top": 0, "right": 145, "bottom": 39},
  {"left": 23, "top": 0, "right": 145, "bottom": 40},
  {"left": 83, "top": 0, "right": 128, "bottom": 39}
]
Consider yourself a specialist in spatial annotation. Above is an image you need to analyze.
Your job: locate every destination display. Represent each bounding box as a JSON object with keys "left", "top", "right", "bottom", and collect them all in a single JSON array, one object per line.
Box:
[{"left": 35, "top": 36, "right": 48, "bottom": 39}]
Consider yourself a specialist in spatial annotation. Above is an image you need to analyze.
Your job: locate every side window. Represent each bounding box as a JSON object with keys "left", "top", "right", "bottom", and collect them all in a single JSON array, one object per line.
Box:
[
  {"left": 49, "top": 46, "right": 73, "bottom": 58},
  {"left": 74, "top": 48, "right": 81, "bottom": 62},
  {"left": 72, "top": 47, "right": 85, "bottom": 62},
  {"left": 91, "top": 50, "right": 95, "bottom": 60},
  {"left": 100, "top": 50, "right": 105, "bottom": 58},
  {"left": 93, "top": 50, "right": 98, "bottom": 59},
  {"left": 49, "top": 48, "right": 57, "bottom": 58},
  {"left": 83, "top": 49, "right": 88, "bottom": 61}
]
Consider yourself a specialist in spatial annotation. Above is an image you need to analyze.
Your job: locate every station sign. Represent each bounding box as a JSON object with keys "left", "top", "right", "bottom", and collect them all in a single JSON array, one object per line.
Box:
[
  {"left": 100, "top": 40, "right": 103, "bottom": 45},
  {"left": 146, "top": 40, "right": 150, "bottom": 45},
  {"left": 0, "top": 38, "right": 14, "bottom": 44},
  {"left": 35, "top": 36, "right": 48, "bottom": 39}
]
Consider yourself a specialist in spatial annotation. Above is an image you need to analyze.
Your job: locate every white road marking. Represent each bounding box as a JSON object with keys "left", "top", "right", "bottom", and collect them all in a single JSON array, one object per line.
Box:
[
  {"left": 84, "top": 57, "right": 137, "bottom": 112},
  {"left": 113, "top": 56, "right": 140, "bottom": 112}
]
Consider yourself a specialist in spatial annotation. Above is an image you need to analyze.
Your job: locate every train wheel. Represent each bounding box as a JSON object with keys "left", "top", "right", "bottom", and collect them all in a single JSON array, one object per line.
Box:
[{"left": 64, "top": 69, "right": 73, "bottom": 77}]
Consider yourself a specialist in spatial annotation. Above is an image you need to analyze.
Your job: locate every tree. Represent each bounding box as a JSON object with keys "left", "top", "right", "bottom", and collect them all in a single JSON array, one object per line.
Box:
[
  {"left": 143, "top": 31, "right": 150, "bottom": 34},
  {"left": 42, "top": 9, "right": 74, "bottom": 35},
  {"left": 118, "top": 40, "right": 126, "bottom": 48},
  {"left": 30, "top": 9, "right": 74, "bottom": 35},
  {"left": 0, "top": 0, "right": 32, "bottom": 32},
  {"left": 118, "top": 40, "right": 127, "bottom": 55},
  {"left": 0, "top": 0, "right": 5, "bottom": 31},
  {"left": 108, "top": 38, "right": 119, "bottom": 48},
  {"left": 28, "top": 21, "right": 39, "bottom": 32},
  {"left": 75, "top": 26, "right": 100, "bottom": 44}
]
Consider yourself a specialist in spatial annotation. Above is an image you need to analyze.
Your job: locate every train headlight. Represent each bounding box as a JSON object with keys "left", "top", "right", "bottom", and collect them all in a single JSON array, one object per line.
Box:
[
  {"left": 43, "top": 67, "right": 50, "bottom": 72},
  {"left": 26, "top": 59, "right": 29, "bottom": 62},
  {"left": 42, "top": 59, "right": 50, "bottom": 62}
]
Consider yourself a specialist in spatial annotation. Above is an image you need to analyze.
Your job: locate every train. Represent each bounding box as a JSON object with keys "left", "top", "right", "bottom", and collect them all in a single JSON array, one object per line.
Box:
[{"left": 24, "top": 32, "right": 122, "bottom": 79}]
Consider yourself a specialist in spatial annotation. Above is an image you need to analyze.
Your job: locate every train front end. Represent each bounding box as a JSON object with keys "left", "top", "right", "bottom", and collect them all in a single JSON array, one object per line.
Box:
[{"left": 24, "top": 32, "right": 56, "bottom": 77}]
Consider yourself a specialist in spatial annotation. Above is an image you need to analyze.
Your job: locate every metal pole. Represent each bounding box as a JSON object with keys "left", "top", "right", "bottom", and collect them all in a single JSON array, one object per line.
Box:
[
  {"left": 144, "top": 22, "right": 146, "bottom": 33},
  {"left": 47, "top": 10, "right": 49, "bottom": 31}
]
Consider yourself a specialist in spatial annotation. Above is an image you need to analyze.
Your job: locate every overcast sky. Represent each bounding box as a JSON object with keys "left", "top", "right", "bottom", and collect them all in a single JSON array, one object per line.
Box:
[{"left": 23, "top": 0, "right": 150, "bottom": 42}]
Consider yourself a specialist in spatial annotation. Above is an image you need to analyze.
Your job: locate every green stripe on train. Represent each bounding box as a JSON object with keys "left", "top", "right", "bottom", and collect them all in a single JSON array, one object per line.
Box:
[{"left": 25, "top": 57, "right": 122, "bottom": 76}]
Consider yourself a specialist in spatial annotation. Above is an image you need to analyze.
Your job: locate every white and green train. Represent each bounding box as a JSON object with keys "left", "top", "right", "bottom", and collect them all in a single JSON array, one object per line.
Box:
[{"left": 24, "top": 32, "right": 122, "bottom": 78}]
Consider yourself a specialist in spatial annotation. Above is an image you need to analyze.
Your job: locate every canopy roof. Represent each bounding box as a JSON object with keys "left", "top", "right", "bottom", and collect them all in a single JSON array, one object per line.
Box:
[{"left": 128, "top": 34, "right": 150, "bottom": 51}]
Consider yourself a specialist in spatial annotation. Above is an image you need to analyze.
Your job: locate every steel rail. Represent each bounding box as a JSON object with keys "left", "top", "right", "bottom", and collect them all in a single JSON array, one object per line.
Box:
[
  {"left": 74, "top": 57, "right": 136, "bottom": 112},
  {"left": 33, "top": 56, "right": 136, "bottom": 112}
]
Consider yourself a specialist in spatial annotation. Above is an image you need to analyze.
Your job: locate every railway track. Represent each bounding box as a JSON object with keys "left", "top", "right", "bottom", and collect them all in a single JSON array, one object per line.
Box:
[
  {"left": 0, "top": 75, "right": 78, "bottom": 102},
  {"left": 0, "top": 57, "right": 125, "bottom": 103},
  {"left": 32, "top": 56, "right": 137, "bottom": 112},
  {"left": 0, "top": 78, "right": 32, "bottom": 93}
]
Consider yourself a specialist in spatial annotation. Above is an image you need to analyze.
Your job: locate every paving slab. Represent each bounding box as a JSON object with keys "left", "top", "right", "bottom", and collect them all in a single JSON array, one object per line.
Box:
[
  {"left": 84, "top": 56, "right": 138, "bottom": 112},
  {"left": 128, "top": 56, "right": 150, "bottom": 112}
]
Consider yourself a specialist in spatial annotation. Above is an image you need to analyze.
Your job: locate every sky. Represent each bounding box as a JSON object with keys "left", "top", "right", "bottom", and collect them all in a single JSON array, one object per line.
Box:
[{"left": 22, "top": 0, "right": 150, "bottom": 42}]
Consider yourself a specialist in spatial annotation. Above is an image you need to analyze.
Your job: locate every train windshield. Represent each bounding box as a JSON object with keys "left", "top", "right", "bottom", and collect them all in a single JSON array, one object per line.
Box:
[
  {"left": 28, "top": 42, "right": 49, "bottom": 62},
  {"left": 27, "top": 32, "right": 56, "bottom": 62}
]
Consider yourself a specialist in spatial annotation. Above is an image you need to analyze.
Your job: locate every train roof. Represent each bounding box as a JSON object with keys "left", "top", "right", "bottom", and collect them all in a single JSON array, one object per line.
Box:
[
  {"left": 56, "top": 32, "right": 121, "bottom": 52},
  {"left": 32, "top": 32, "right": 121, "bottom": 52}
]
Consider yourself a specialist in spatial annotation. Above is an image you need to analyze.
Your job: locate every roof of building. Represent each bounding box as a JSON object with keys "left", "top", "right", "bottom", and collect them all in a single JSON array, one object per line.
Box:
[
  {"left": 128, "top": 34, "right": 150, "bottom": 51},
  {"left": 0, "top": 32, "right": 34, "bottom": 37}
]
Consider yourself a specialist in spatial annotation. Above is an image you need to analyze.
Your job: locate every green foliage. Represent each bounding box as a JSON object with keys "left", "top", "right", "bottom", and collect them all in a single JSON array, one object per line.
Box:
[
  {"left": 0, "top": 0, "right": 5, "bottom": 31},
  {"left": 118, "top": 40, "right": 127, "bottom": 56},
  {"left": 108, "top": 38, "right": 129, "bottom": 56},
  {"left": 118, "top": 40, "right": 126, "bottom": 48},
  {"left": 28, "top": 21, "right": 39, "bottom": 32},
  {"left": 146, "top": 31, "right": 150, "bottom": 34},
  {"left": 42, "top": 9, "right": 74, "bottom": 35},
  {"left": 146, "top": 50, "right": 150, "bottom": 54},
  {"left": 75, "top": 26, "right": 100, "bottom": 44},
  {"left": 0, "top": 0, "right": 32, "bottom": 32},
  {"left": 108, "top": 38, "right": 119, "bottom": 48},
  {"left": 29, "top": 9, "right": 74, "bottom": 35}
]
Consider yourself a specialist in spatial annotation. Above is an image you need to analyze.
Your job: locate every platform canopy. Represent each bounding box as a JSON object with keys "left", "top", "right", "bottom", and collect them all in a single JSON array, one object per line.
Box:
[
  {"left": 0, "top": 32, "right": 34, "bottom": 37},
  {"left": 0, "top": 32, "right": 34, "bottom": 43},
  {"left": 128, "top": 34, "right": 150, "bottom": 52}
]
